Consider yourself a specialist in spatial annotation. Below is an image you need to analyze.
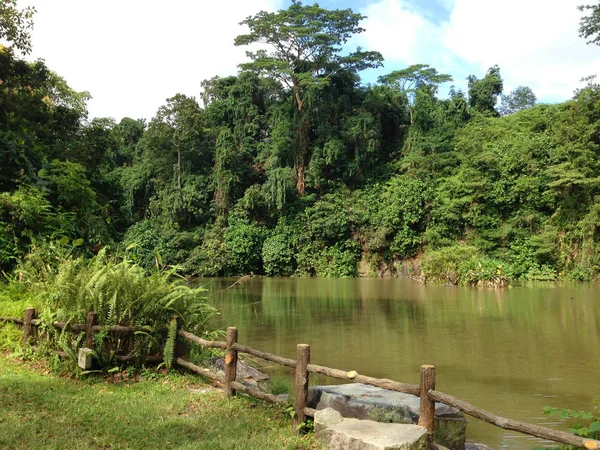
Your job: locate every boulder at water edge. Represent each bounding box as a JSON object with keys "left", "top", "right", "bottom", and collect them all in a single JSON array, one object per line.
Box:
[
  {"left": 315, "top": 408, "right": 429, "bottom": 450},
  {"left": 308, "top": 383, "right": 467, "bottom": 450}
]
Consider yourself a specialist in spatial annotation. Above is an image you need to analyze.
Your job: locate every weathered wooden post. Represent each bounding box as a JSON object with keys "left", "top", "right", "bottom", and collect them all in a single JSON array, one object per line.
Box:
[
  {"left": 85, "top": 312, "right": 98, "bottom": 350},
  {"left": 22, "top": 307, "right": 36, "bottom": 346},
  {"left": 294, "top": 343, "right": 310, "bottom": 434},
  {"left": 418, "top": 364, "right": 436, "bottom": 441},
  {"left": 224, "top": 327, "right": 238, "bottom": 398}
]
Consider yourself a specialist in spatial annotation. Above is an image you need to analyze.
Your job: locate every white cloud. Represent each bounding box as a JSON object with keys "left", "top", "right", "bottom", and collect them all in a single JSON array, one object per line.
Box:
[
  {"left": 359, "top": 0, "right": 442, "bottom": 65},
  {"left": 443, "top": 0, "right": 600, "bottom": 100},
  {"left": 358, "top": 0, "right": 599, "bottom": 102},
  {"left": 24, "top": 0, "right": 283, "bottom": 121}
]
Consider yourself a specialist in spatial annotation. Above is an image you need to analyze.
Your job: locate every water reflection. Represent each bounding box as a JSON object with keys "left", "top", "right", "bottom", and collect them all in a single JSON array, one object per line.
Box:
[{"left": 195, "top": 277, "right": 600, "bottom": 449}]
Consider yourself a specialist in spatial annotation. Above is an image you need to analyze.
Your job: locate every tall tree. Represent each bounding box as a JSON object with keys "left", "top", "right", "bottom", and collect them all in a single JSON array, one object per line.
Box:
[
  {"left": 499, "top": 86, "right": 537, "bottom": 116},
  {"left": 378, "top": 64, "right": 452, "bottom": 125},
  {"left": 146, "top": 94, "right": 207, "bottom": 190},
  {"left": 467, "top": 65, "right": 503, "bottom": 116},
  {"left": 234, "top": 0, "right": 383, "bottom": 194},
  {"left": 579, "top": 2, "right": 600, "bottom": 45}
]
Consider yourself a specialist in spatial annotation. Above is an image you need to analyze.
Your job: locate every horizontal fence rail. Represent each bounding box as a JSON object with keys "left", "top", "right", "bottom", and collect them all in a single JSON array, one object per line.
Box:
[{"left": 2, "top": 308, "right": 600, "bottom": 448}]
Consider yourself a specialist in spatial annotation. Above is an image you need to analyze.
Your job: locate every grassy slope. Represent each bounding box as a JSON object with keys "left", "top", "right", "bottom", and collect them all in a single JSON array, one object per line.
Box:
[{"left": 0, "top": 356, "right": 314, "bottom": 450}]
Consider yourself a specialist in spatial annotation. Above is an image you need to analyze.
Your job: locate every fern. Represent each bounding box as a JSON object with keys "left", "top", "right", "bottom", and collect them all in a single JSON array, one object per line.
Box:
[
  {"left": 163, "top": 318, "right": 178, "bottom": 369},
  {"left": 14, "top": 246, "right": 219, "bottom": 363}
]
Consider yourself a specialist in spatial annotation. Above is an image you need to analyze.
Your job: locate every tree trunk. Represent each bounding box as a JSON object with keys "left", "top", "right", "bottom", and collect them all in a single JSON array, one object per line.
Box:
[
  {"left": 177, "top": 139, "right": 181, "bottom": 191},
  {"left": 296, "top": 116, "right": 309, "bottom": 195},
  {"left": 293, "top": 82, "right": 308, "bottom": 195}
]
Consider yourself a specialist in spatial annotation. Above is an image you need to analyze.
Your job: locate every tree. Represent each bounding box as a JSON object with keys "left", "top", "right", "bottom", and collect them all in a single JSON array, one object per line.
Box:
[
  {"left": 378, "top": 64, "right": 452, "bottom": 124},
  {"left": 499, "top": 86, "right": 537, "bottom": 116},
  {"left": 146, "top": 94, "right": 207, "bottom": 190},
  {"left": 579, "top": 2, "right": 600, "bottom": 46},
  {"left": 234, "top": 0, "right": 383, "bottom": 194},
  {"left": 467, "top": 65, "right": 503, "bottom": 116},
  {"left": 0, "top": 0, "right": 36, "bottom": 54}
]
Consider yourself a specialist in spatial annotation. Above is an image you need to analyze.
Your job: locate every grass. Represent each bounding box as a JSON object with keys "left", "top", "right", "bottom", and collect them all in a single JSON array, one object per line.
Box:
[{"left": 0, "top": 355, "right": 315, "bottom": 450}]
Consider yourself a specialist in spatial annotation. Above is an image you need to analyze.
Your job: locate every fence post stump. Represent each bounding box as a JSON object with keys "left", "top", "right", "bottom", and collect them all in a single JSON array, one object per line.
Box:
[
  {"left": 225, "top": 327, "right": 238, "bottom": 398},
  {"left": 418, "top": 364, "right": 436, "bottom": 442},
  {"left": 294, "top": 343, "right": 310, "bottom": 434},
  {"left": 85, "top": 312, "right": 98, "bottom": 350},
  {"left": 22, "top": 307, "right": 36, "bottom": 346}
]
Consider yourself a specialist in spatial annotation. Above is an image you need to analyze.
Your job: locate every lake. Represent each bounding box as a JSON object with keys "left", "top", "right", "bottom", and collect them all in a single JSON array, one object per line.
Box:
[{"left": 197, "top": 277, "right": 600, "bottom": 449}]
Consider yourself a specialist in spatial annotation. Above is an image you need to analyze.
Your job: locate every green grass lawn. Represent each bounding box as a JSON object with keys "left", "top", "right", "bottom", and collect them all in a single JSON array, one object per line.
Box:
[{"left": 0, "top": 355, "right": 314, "bottom": 450}]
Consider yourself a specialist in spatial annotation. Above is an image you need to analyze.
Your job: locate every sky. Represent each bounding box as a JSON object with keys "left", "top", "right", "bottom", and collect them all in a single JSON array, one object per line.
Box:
[{"left": 20, "top": 0, "right": 600, "bottom": 122}]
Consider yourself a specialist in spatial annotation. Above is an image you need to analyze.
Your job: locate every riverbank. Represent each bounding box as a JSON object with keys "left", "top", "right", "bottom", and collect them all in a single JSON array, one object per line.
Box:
[{"left": 0, "top": 354, "right": 314, "bottom": 450}]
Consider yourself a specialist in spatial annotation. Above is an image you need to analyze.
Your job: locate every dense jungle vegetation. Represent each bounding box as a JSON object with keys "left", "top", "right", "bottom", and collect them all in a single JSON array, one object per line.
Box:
[{"left": 2, "top": 0, "right": 600, "bottom": 285}]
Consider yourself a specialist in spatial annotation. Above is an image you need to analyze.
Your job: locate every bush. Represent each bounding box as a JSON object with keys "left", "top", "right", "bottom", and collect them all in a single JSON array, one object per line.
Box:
[
  {"left": 422, "top": 245, "right": 508, "bottom": 287},
  {"left": 296, "top": 240, "right": 360, "bottom": 278},
  {"left": 304, "top": 194, "right": 350, "bottom": 245},
  {"left": 537, "top": 403, "right": 600, "bottom": 450},
  {"left": 262, "top": 218, "right": 301, "bottom": 276},
  {"left": 14, "top": 247, "right": 219, "bottom": 361},
  {"left": 224, "top": 216, "right": 267, "bottom": 275},
  {"left": 122, "top": 220, "right": 174, "bottom": 270}
]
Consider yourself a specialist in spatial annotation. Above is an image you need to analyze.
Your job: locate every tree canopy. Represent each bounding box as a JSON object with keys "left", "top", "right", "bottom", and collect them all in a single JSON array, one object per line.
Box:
[
  {"left": 579, "top": 2, "right": 600, "bottom": 45},
  {"left": 2, "top": 0, "right": 600, "bottom": 284},
  {"left": 0, "top": 0, "right": 35, "bottom": 54}
]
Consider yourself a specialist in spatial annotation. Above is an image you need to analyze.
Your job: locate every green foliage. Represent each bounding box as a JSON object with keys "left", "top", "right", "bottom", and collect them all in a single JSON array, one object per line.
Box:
[
  {"left": 12, "top": 247, "right": 218, "bottom": 360},
  {"left": 380, "top": 176, "right": 431, "bottom": 257},
  {"left": 422, "top": 245, "right": 508, "bottom": 287},
  {"left": 499, "top": 86, "right": 537, "bottom": 116},
  {"left": 579, "top": 2, "right": 600, "bottom": 46},
  {"left": 2, "top": 0, "right": 600, "bottom": 284},
  {"left": 304, "top": 194, "right": 350, "bottom": 245},
  {"left": 262, "top": 218, "right": 301, "bottom": 276},
  {"left": 468, "top": 65, "right": 503, "bottom": 116},
  {"left": 535, "top": 403, "right": 600, "bottom": 450},
  {"left": 163, "top": 317, "right": 178, "bottom": 369},
  {"left": 122, "top": 220, "right": 172, "bottom": 270},
  {"left": 224, "top": 216, "right": 267, "bottom": 275},
  {"left": 0, "top": 0, "right": 36, "bottom": 54}
]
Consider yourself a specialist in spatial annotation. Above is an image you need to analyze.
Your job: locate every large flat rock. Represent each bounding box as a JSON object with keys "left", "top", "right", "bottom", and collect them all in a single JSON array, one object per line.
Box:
[
  {"left": 315, "top": 408, "right": 429, "bottom": 450},
  {"left": 309, "top": 383, "right": 467, "bottom": 450}
]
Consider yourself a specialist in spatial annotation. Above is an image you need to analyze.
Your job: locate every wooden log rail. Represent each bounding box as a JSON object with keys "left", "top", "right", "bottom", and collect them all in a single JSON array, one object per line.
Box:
[
  {"left": 5, "top": 310, "right": 599, "bottom": 448},
  {"left": 429, "top": 389, "right": 600, "bottom": 449},
  {"left": 176, "top": 326, "right": 600, "bottom": 447},
  {"left": 4, "top": 308, "right": 169, "bottom": 364}
]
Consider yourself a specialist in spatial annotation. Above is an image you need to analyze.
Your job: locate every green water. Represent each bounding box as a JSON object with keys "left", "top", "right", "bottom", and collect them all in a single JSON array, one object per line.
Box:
[{"left": 198, "top": 277, "right": 600, "bottom": 449}]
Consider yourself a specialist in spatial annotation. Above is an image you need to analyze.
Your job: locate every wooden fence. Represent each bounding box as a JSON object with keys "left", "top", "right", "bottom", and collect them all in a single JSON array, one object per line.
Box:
[{"left": 2, "top": 308, "right": 599, "bottom": 449}]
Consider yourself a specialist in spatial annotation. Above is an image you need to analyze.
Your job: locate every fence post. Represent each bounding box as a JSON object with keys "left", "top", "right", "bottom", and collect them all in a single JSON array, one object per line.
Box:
[
  {"left": 85, "top": 312, "right": 98, "bottom": 350},
  {"left": 418, "top": 364, "right": 436, "bottom": 441},
  {"left": 22, "top": 307, "right": 36, "bottom": 346},
  {"left": 294, "top": 343, "right": 310, "bottom": 434},
  {"left": 225, "top": 327, "right": 238, "bottom": 398}
]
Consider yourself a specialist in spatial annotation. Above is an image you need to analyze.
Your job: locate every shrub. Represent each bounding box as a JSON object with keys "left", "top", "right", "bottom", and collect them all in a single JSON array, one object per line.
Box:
[
  {"left": 262, "top": 219, "right": 301, "bottom": 276},
  {"left": 296, "top": 240, "right": 360, "bottom": 278},
  {"left": 224, "top": 216, "right": 267, "bottom": 275},
  {"left": 422, "top": 245, "right": 508, "bottom": 287},
  {"left": 15, "top": 248, "right": 219, "bottom": 360},
  {"left": 304, "top": 194, "right": 350, "bottom": 245},
  {"left": 122, "top": 220, "right": 173, "bottom": 270},
  {"left": 537, "top": 403, "right": 600, "bottom": 450}
]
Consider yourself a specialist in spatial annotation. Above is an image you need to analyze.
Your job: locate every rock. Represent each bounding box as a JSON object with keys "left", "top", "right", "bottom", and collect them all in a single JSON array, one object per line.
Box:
[
  {"left": 315, "top": 408, "right": 345, "bottom": 432},
  {"left": 214, "top": 357, "right": 270, "bottom": 391},
  {"left": 465, "top": 444, "right": 495, "bottom": 450},
  {"left": 308, "top": 383, "right": 467, "bottom": 450},
  {"left": 315, "top": 408, "right": 429, "bottom": 450}
]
